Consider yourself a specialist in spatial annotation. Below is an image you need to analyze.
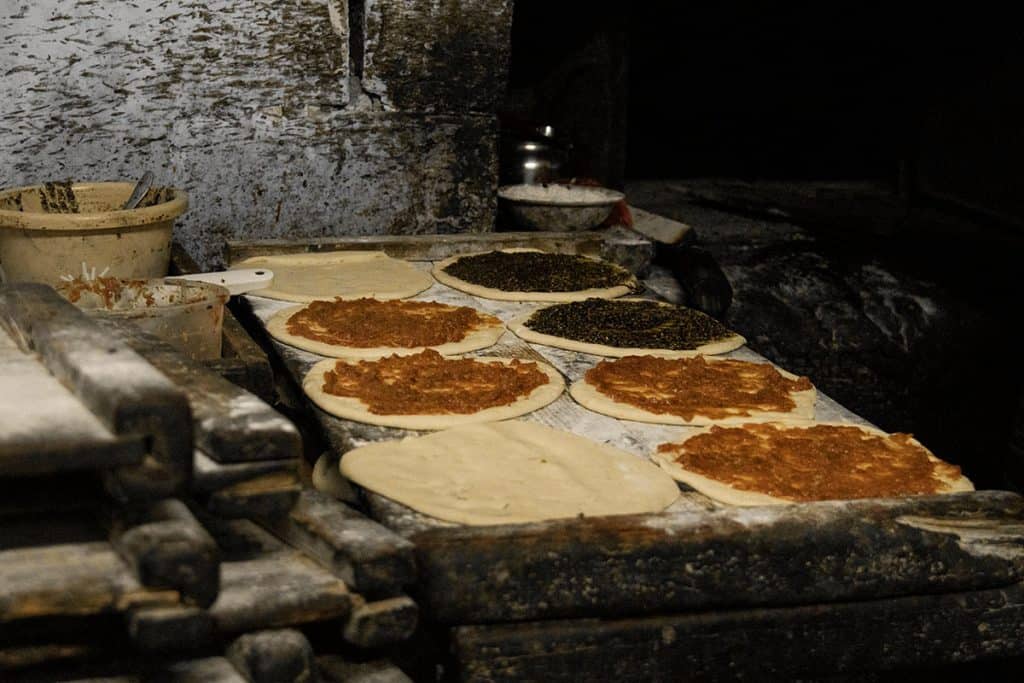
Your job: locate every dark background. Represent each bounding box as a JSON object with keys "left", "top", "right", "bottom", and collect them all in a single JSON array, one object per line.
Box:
[
  {"left": 502, "top": 3, "right": 1024, "bottom": 495},
  {"left": 506, "top": 3, "right": 1024, "bottom": 221}
]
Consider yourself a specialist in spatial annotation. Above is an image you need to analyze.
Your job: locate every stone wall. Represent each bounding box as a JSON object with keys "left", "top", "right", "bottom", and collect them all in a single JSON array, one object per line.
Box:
[{"left": 0, "top": 0, "right": 512, "bottom": 267}]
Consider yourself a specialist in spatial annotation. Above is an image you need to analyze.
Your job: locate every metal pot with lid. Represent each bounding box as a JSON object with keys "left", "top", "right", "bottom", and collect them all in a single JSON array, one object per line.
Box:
[{"left": 500, "top": 121, "right": 571, "bottom": 186}]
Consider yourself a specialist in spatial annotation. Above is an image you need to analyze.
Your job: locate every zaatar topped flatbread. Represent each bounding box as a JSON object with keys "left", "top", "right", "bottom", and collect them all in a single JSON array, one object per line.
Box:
[
  {"left": 653, "top": 422, "right": 974, "bottom": 506},
  {"left": 303, "top": 350, "right": 564, "bottom": 430},
  {"left": 570, "top": 355, "right": 815, "bottom": 425},
  {"left": 432, "top": 249, "right": 638, "bottom": 302},
  {"left": 509, "top": 298, "right": 745, "bottom": 357},
  {"left": 266, "top": 298, "right": 505, "bottom": 359}
]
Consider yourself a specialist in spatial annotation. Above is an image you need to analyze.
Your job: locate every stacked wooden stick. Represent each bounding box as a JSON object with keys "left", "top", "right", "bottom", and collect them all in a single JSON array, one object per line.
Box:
[{"left": 0, "top": 285, "right": 415, "bottom": 682}]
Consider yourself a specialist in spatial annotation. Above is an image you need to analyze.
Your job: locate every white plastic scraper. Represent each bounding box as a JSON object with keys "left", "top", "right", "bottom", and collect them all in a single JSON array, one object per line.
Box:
[{"left": 167, "top": 268, "right": 274, "bottom": 295}]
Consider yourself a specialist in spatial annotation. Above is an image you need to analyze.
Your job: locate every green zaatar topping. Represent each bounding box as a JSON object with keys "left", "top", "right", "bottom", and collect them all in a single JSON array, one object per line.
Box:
[
  {"left": 443, "top": 251, "right": 634, "bottom": 292},
  {"left": 527, "top": 299, "right": 734, "bottom": 350}
]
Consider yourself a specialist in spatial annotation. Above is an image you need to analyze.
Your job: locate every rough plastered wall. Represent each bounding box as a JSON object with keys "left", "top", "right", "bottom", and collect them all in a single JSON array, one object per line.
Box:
[{"left": 0, "top": 0, "right": 513, "bottom": 267}]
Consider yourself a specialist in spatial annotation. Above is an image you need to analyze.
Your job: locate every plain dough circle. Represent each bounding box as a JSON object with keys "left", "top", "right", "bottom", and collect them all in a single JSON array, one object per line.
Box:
[
  {"left": 570, "top": 357, "right": 816, "bottom": 426},
  {"left": 234, "top": 251, "right": 433, "bottom": 302},
  {"left": 653, "top": 421, "right": 975, "bottom": 506},
  {"left": 432, "top": 248, "right": 637, "bottom": 302},
  {"left": 266, "top": 303, "right": 506, "bottom": 359},
  {"left": 508, "top": 299, "right": 746, "bottom": 357},
  {"left": 303, "top": 356, "right": 565, "bottom": 430},
  {"left": 340, "top": 420, "right": 682, "bottom": 525}
]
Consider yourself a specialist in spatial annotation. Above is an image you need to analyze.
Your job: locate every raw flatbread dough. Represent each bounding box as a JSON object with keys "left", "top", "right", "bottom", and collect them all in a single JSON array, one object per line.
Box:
[
  {"left": 265, "top": 301, "right": 505, "bottom": 359},
  {"left": 303, "top": 356, "right": 565, "bottom": 430},
  {"left": 652, "top": 421, "right": 974, "bottom": 507},
  {"left": 432, "top": 248, "right": 637, "bottom": 302},
  {"left": 233, "top": 251, "right": 433, "bottom": 302},
  {"left": 508, "top": 298, "right": 746, "bottom": 357},
  {"left": 340, "top": 420, "right": 681, "bottom": 525},
  {"left": 570, "top": 356, "right": 816, "bottom": 426}
]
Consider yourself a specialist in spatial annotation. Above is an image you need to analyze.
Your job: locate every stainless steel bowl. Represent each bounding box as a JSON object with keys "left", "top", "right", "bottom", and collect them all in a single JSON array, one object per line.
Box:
[{"left": 498, "top": 183, "right": 625, "bottom": 232}]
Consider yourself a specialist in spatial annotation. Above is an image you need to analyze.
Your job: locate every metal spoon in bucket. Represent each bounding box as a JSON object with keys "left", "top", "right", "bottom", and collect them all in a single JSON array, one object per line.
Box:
[
  {"left": 122, "top": 171, "right": 155, "bottom": 210},
  {"left": 119, "top": 173, "right": 274, "bottom": 295}
]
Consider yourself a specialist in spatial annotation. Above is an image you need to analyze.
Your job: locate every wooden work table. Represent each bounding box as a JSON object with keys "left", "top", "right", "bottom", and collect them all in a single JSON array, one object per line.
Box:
[{"left": 227, "top": 230, "right": 1024, "bottom": 681}]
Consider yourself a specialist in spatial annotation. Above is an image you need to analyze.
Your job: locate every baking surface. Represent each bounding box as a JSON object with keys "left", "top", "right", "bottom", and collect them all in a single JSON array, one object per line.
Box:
[{"left": 243, "top": 260, "right": 873, "bottom": 525}]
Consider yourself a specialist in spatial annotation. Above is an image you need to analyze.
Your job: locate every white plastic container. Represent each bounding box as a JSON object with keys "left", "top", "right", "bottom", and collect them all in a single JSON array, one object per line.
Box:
[{"left": 57, "top": 278, "right": 228, "bottom": 361}]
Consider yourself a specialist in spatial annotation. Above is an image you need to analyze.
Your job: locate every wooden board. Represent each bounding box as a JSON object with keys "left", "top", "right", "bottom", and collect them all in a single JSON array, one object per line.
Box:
[
  {"left": 628, "top": 206, "right": 693, "bottom": 245},
  {"left": 226, "top": 628, "right": 315, "bottom": 683},
  {"left": 95, "top": 318, "right": 301, "bottom": 465},
  {"left": 192, "top": 450, "right": 296, "bottom": 495},
  {"left": 452, "top": 581, "right": 1024, "bottom": 681},
  {"left": 410, "top": 491, "right": 1024, "bottom": 624},
  {"left": 236, "top": 239, "right": 1024, "bottom": 627},
  {"left": 109, "top": 499, "right": 221, "bottom": 608},
  {"left": 0, "top": 328, "right": 145, "bottom": 476},
  {"left": 0, "top": 285, "right": 192, "bottom": 498},
  {"left": 342, "top": 595, "right": 419, "bottom": 649},
  {"left": 256, "top": 490, "right": 416, "bottom": 595},
  {"left": 317, "top": 656, "right": 413, "bottom": 683},
  {"left": 0, "top": 541, "right": 179, "bottom": 623},
  {"left": 203, "top": 470, "right": 302, "bottom": 520},
  {"left": 204, "top": 519, "right": 353, "bottom": 635}
]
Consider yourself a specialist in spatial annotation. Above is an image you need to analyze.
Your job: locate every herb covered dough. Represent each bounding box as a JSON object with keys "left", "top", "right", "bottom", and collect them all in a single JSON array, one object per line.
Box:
[
  {"left": 509, "top": 298, "right": 745, "bottom": 357},
  {"left": 432, "top": 249, "right": 638, "bottom": 302}
]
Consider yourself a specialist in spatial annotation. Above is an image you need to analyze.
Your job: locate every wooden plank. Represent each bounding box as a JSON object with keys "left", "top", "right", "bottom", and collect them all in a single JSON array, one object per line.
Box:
[
  {"left": 317, "top": 655, "right": 413, "bottom": 683},
  {"left": 411, "top": 491, "right": 1024, "bottom": 624},
  {"left": 95, "top": 317, "right": 301, "bottom": 464},
  {"left": 0, "top": 285, "right": 192, "bottom": 498},
  {"left": 342, "top": 595, "right": 418, "bottom": 649},
  {"left": 257, "top": 490, "right": 416, "bottom": 595},
  {"left": 226, "top": 227, "right": 653, "bottom": 274},
  {"left": 158, "top": 656, "right": 249, "bottom": 683},
  {"left": 110, "top": 499, "right": 220, "bottom": 608},
  {"left": 0, "top": 643, "right": 98, "bottom": 673},
  {"left": 58, "top": 656, "right": 248, "bottom": 682},
  {"left": 226, "top": 629, "right": 316, "bottom": 683},
  {"left": 191, "top": 450, "right": 296, "bottom": 495},
  {"left": 0, "top": 329, "right": 146, "bottom": 476},
  {"left": 629, "top": 206, "right": 693, "bottom": 245},
  {"left": 0, "top": 541, "right": 179, "bottom": 622},
  {"left": 200, "top": 518, "right": 354, "bottom": 635},
  {"left": 209, "top": 548, "right": 353, "bottom": 635},
  {"left": 452, "top": 582, "right": 1024, "bottom": 681},
  {"left": 128, "top": 605, "right": 214, "bottom": 654},
  {"left": 203, "top": 470, "right": 302, "bottom": 519},
  {"left": 198, "top": 516, "right": 288, "bottom": 558}
]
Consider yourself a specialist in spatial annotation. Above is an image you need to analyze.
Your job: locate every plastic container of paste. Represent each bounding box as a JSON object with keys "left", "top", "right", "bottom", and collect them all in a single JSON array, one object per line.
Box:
[
  {"left": 57, "top": 277, "right": 228, "bottom": 361},
  {"left": 0, "top": 181, "right": 188, "bottom": 286}
]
